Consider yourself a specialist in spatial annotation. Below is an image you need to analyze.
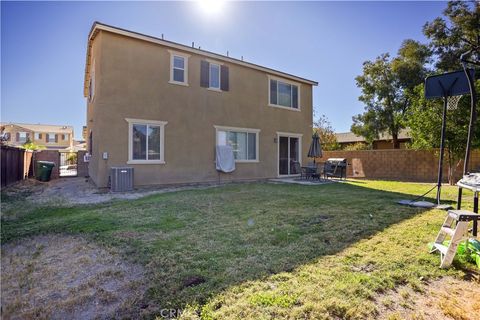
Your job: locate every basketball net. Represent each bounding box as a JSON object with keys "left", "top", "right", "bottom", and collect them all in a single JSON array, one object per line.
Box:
[{"left": 447, "top": 95, "right": 463, "bottom": 110}]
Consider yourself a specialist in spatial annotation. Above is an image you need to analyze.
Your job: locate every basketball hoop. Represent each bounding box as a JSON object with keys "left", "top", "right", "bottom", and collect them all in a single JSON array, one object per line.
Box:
[{"left": 447, "top": 95, "right": 463, "bottom": 110}]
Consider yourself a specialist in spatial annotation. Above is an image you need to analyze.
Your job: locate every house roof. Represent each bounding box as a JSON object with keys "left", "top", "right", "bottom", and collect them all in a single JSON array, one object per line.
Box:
[
  {"left": 84, "top": 22, "right": 319, "bottom": 97},
  {"left": 1, "top": 122, "right": 74, "bottom": 134},
  {"left": 335, "top": 129, "right": 411, "bottom": 143}
]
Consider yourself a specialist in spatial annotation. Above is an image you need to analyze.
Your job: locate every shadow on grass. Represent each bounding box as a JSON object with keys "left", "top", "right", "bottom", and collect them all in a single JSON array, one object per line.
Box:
[{"left": 0, "top": 180, "right": 472, "bottom": 316}]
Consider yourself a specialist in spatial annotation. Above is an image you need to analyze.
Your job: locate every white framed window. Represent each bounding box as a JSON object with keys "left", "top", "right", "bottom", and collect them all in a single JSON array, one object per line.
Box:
[
  {"left": 214, "top": 126, "right": 260, "bottom": 162},
  {"left": 34, "top": 132, "right": 41, "bottom": 140},
  {"left": 268, "top": 76, "right": 300, "bottom": 110},
  {"left": 47, "top": 133, "right": 56, "bottom": 143},
  {"left": 209, "top": 63, "right": 221, "bottom": 90},
  {"left": 126, "top": 118, "right": 167, "bottom": 164},
  {"left": 63, "top": 134, "right": 69, "bottom": 141},
  {"left": 18, "top": 132, "right": 27, "bottom": 143},
  {"left": 169, "top": 50, "right": 189, "bottom": 86}
]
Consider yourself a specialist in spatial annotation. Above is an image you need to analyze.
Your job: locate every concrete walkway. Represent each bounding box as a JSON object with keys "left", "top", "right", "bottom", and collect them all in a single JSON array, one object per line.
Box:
[{"left": 269, "top": 178, "right": 335, "bottom": 185}]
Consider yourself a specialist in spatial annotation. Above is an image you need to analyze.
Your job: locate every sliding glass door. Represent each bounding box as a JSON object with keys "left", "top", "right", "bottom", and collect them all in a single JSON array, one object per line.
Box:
[{"left": 278, "top": 135, "right": 300, "bottom": 176}]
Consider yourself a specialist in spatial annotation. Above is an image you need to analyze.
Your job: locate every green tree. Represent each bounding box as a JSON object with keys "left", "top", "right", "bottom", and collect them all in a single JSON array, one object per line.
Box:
[
  {"left": 407, "top": 82, "right": 480, "bottom": 184},
  {"left": 407, "top": 1, "right": 480, "bottom": 184},
  {"left": 343, "top": 142, "right": 370, "bottom": 151},
  {"left": 313, "top": 114, "right": 341, "bottom": 151},
  {"left": 22, "top": 139, "right": 45, "bottom": 151},
  {"left": 423, "top": 1, "right": 479, "bottom": 72},
  {"left": 352, "top": 40, "right": 430, "bottom": 148}
]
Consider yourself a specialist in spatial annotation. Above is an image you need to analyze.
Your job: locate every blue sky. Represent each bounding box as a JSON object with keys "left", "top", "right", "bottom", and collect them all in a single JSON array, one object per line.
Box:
[{"left": 1, "top": 1, "right": 447, "bottom": 139}]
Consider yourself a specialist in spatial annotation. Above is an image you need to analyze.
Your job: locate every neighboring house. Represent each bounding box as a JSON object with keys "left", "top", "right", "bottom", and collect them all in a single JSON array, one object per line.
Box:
[
  {"left": 0, "top": 122, "right": 74, "bottom": 150},
  {"left": 335, "top": 129, "right": 411, "bottom": 150},
  {"left": 84, "top": 22, "right": 317, "bottom": 187},
  {"left": 73, "top": 140, "right": 87, "bottom": 151}
]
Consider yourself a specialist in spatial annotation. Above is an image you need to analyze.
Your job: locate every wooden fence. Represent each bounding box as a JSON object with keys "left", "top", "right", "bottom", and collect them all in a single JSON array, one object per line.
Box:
[{"left": 1, "top": 145, "right": 33, "bottom": 187}]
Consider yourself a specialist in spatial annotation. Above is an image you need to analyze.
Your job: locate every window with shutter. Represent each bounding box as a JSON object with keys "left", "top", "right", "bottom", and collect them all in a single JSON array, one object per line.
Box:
[
  {"left": 47, "top": 133, "right": 56, "bottom": 143},
  {"left": 209, "top": 63, "right": 221, "bottom": 89}
]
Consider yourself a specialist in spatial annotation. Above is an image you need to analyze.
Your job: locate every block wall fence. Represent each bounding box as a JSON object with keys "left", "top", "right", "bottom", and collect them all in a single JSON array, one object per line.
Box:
[{"left": 316, "top": 149, "right": 480, "bottom": 182}]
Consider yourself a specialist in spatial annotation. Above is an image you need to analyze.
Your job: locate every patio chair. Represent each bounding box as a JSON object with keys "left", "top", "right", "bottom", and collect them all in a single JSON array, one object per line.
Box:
[{"left": 292, "top": 162, "right": 305, "bottom": 179}]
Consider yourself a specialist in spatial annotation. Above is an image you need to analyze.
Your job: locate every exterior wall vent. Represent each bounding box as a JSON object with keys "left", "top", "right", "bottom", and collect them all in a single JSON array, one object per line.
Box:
[{"left": 110, "top": 167, "right": 133, "bottom": 192}]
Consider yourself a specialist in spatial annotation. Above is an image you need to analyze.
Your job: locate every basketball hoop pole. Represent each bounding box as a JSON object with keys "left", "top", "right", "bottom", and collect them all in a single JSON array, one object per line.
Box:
[
  {"left": 461, "top": 52, "right": 478, "bottom": 176},
  {"left": 436, "top": 91, "right": 448, "bottom": 205},
  {"left": 436, "top": 79, "right": 458, "bottom": 204}
]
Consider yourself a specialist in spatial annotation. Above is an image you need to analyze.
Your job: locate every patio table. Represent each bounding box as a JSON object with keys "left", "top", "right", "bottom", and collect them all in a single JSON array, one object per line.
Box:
[{"left": 301, "top": 166, "right": 320, "bottom": 180}]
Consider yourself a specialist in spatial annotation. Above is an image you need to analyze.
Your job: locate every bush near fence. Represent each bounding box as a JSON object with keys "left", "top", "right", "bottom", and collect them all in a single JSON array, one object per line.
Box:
[{"left": 316, "top": 149, "right": 480, "bottom": 183}]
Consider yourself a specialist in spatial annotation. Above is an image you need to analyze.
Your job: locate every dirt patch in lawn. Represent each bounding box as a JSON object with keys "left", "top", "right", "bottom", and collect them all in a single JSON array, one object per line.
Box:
[
  {"left": 1, "top": 234, "right": 147, "bottom": 319},
  {"left": 376, "top": 275, "right": 480, "bottom": 320},
  {"left": 1, "top": 177, "right": 224, "bottom": 208}
]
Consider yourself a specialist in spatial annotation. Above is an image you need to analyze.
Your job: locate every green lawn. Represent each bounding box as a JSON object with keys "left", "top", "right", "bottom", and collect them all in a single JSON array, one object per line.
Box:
[{"left": 1, "top": 180, "right": 478, "bottom": 319}]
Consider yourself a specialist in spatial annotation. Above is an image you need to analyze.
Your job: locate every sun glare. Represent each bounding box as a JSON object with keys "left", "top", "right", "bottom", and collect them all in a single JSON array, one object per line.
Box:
[{"left": 198, "top": 0, "right": 225, "bottom": 15}]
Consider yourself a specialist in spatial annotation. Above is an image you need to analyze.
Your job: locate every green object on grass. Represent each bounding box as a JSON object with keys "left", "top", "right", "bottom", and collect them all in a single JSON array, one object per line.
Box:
[{"left": 429, "top": 239, "right": 480, "bottom": 268}]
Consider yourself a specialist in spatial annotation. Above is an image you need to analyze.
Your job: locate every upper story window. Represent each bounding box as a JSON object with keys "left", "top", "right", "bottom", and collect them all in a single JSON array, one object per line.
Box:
[
  {"left": 269, "top": 77, "right": 300, "bottom": 110},
  {"left": 200, "top": 60, "right": 229, "bottom": 92},
  {"left": 215, "top": 126, "right": 259, "bottom": 162},
  {"left": 18, "top": 132, "right": 27, "bottom": 143},
  {"left": 126, "top": 118, "right": 167, "bottom": 164},
  {"left": 169, "top": 50, "right": 189, "bottom": 86},
  {"left": 34, "top": 132, "right": 42, "bottom": 140},
  {"left": 62, "top": 134, "right": 69, "bottom": 141},
  {"left": 47, "top": 133, "right": 56, "bottom": 143},
  {"left": 209, "top": 63, "right": 220, "bottom": 89}
]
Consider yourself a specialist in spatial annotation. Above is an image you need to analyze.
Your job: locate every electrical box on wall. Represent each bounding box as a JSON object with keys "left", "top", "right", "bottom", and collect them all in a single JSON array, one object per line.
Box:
[{"left": 102, "top": 152, "right": 108, "bottom": 160}]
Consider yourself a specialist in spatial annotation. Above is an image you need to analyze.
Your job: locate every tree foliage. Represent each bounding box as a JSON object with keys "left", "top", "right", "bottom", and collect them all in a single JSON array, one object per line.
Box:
[
  {"left": 407, "top": 81, "right": 480, "bottom": 184},
  {"left": 406, "top": 1, "right": 480, "bottom": 183},
  {"left": 423, "top": 1, "right": 480, "bottom": 72},
  {"left": 313, "top": 114, "right": 341, "bottom": 151},
  {"left": 351, "top": 40, "right": 430, "bottom": 148}
]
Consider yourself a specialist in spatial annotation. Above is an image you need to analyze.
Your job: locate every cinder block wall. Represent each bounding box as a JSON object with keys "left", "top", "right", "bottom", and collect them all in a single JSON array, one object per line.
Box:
[{"left": 317, "top": 149, "right": 480, "bottom": 183}]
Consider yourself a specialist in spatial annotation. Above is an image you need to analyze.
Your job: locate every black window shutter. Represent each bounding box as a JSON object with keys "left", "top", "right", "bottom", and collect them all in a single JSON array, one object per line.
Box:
[
  {"left": 200, "top": 60, "right": 209, "bottom": 87},
  {"left": 16, "top": 132, "right": 19, "bottom": 141},
  {"left": 26, "top": 133, "right": 30, "bottom": 141},
  {"left": 220, "top": 65, "right": 229, "bottom": 91},
  {"left": 39, "top": 133, "right": 42, "bottom": 139},
  {"left": 270, "top": 80, "right": 277, "bottom": 105}
]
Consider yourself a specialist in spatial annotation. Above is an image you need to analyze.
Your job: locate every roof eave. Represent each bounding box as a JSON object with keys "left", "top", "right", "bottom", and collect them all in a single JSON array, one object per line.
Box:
[{"left": 83, "top": 21, "right": 318, "bottom": 95}]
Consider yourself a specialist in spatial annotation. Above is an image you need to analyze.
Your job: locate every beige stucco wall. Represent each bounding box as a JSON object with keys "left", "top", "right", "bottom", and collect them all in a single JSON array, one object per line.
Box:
[{"left": 87, "top": 31, "right": 314, "bottom": 187}]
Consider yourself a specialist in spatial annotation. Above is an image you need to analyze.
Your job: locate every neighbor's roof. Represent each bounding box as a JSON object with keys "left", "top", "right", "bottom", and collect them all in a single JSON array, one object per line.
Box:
[
  {"left": 335, "top": 129, "right": 411, "bottom": 143},
  {"left": 84, "top": 22, "right": 318, "bottom": 97},
  {"left": 1, "top": 122, "right": 74, "bottom": 134}
]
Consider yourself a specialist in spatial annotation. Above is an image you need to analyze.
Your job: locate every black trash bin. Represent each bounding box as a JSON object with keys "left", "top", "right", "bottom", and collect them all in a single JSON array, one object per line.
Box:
[{"left": 36, "top": 161, "right": 55, "bottom": 182}]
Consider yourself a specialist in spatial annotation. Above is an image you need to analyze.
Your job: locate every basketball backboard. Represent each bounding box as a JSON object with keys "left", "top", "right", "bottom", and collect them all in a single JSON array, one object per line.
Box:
[{"left": 425, "top": 69, "right": 474, "bottom": 99}]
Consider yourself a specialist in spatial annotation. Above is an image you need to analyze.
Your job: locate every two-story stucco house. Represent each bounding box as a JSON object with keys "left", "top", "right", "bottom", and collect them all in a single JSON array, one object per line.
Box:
[
  {"left": 0, "top": 122, "right": 74, "bottom": 150},
  {"left": 84, "top": 22, "right": 318, "bottom": 187}
]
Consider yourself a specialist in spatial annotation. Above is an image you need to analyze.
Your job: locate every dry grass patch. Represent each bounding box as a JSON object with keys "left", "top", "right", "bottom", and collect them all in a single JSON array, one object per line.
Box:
[
  {"left": 1, "top": 234, "right": 146, "bottom": 320},
  {"left": 376, "top": 276, "right": 480, "bottom": 320}
]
